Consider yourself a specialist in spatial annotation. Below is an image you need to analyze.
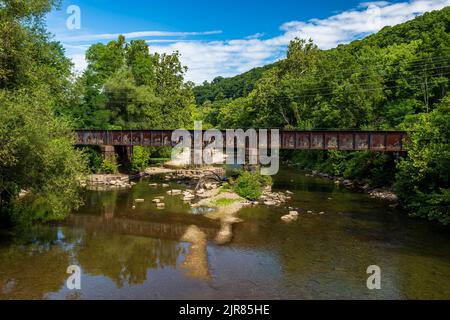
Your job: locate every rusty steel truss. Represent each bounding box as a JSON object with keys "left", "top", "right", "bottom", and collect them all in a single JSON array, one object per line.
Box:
[{"left": 74, "top": 130, "right": 407, "bottom": 152}]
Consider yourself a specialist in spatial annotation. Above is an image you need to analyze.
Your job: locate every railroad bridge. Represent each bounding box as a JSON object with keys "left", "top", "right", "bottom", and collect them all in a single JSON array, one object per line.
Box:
[{"left": 74, "top": 129, "right": 407, "bottom": 166}]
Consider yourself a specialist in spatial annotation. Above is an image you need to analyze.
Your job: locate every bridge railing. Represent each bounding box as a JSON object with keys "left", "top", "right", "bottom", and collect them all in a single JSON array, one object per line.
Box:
[{"left": 74, "top": 130, "right": 407, "bottom": 152}]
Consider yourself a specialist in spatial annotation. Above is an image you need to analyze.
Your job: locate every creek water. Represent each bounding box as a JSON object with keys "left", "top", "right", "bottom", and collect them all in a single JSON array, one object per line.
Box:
[{"left": 0, "top": 168, "right": 449, "bottom": 299}]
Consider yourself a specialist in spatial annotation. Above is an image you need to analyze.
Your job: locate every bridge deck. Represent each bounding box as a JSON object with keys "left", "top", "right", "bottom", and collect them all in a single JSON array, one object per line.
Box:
[{"left": 75, "top": 130, "right": 407, "bottom": 152}]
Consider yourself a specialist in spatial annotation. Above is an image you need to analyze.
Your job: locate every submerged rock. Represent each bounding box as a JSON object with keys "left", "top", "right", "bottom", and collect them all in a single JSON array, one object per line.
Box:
[
  {"left": 289, "top": 211, "right": 299, "bottom": 217},
  {"left": 281, "top": 213, "right": 298, "bottom": 223},
  {"left": 167, "top": 189, "right": 182, "bottom": 196}
]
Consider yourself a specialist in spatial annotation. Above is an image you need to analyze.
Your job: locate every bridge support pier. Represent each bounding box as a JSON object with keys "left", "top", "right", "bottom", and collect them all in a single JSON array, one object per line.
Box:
[
  {"left": 115, "top": 146, "right": 133, "bottom": 172},
  {"left": 100, "top": 145, "right": 116, "bottom": 162},
  {"left": 100, "top": 145, "right": 133, "bottom": 172}
]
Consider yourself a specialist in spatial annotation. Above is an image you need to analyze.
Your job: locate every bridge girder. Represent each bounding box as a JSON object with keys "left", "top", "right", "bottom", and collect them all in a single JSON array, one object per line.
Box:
[{"left": 75, "top": 129, "right": 407, "bottom": 152}]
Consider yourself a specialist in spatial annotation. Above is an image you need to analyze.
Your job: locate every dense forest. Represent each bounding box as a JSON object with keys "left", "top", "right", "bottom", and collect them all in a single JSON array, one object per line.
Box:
[
  {"left": 0, "top": 0, "right": 448, "bottom": 225},
  {"left": 194, "top": 7, "right": 450, "bottom": 225},
  {"left": 193, "top": 64, "right": 275, "bottom": 105}
]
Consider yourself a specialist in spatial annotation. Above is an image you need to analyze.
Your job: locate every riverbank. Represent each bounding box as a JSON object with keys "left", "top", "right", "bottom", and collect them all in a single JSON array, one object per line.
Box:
[
  {"left": 284, "top": 161, "right": 399, "bottom": 204},
  {"left": 2, "top": 166, "right": 450, "bottom": 299}
]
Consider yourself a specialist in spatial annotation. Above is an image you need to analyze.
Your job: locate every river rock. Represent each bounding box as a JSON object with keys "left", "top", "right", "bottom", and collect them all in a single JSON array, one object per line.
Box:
[
  {"left": 152, "top": 199, "right": 161, "bottom": 203},
  {"left": 162, "top": 183, "right": 170, "bottom": 188},
  {"left": 286, "top": 190, "right": 294, "bottom": 195},
  {"left": 167, "top": 189, "right": 182, "bottom": 195},
  {"left": 149, "top": 183, "right": 158, "bottom": 187},
  {"left": 343, "top": 180, "right": 353, "bottom": 187},
  {"left": 281, "top": 214, "right": 298, "bottom": 223},
  {"left": 289, "top": 211, "right": 299, "bottom": 217},
  {"left": 183, "top": 195, "right": 195, "bottom": 201},
  {"left": 134, "top": 199, "right": 145, "bottom": 203},
  {"left": 369, "top": 189, "right": 398, "bottom": 202}
]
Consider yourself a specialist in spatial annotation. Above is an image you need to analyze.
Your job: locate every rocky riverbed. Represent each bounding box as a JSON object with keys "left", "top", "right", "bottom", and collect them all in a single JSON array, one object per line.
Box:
[{"left": 283, "top": 160, "right": 399, "bottom": 204}]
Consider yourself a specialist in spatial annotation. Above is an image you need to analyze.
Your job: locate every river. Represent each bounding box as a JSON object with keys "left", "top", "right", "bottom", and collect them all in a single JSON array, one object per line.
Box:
[{"left": 0, "top": 168, "right": 449, "bottom": 299}]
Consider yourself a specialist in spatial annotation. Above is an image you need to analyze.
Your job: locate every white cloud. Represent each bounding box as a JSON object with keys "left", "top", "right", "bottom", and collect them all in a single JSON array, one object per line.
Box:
[
  {"left": 60, "top": 0, "right": 450, "bottom": 84},
  {"left": 59, "top": 30, "right": 223, "bottom": 42}
]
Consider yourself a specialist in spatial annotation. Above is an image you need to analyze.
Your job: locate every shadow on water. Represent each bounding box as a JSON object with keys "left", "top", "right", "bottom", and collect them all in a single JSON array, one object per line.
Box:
[{"left": 0, "top": 168, "right": 449, "bottom": 299}]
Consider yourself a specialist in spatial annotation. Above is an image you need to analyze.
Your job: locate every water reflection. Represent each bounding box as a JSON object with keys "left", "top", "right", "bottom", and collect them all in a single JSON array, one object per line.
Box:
[
  {"left": 0, "top": 228, "right": 69, "bottom": 299},
  {"left": 0, "top": 169, "right": 449, "bottom": 299}
]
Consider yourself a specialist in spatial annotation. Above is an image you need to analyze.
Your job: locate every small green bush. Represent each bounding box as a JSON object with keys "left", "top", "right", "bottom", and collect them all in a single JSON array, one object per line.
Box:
[
  {"left": 100, "top": 159, "right": 119, "bottom": 174},
  {"left": 213, "top": 198, "right": 240, "bottom": 206},
  {"left": 131, "top": 146, "right": 150, "bottom": 173},
  {"left": 233, "top": 171, "right": 272, "bottom": 200},
  {"left": 83, "top": 147, "right": 103, "bottom": 173}
]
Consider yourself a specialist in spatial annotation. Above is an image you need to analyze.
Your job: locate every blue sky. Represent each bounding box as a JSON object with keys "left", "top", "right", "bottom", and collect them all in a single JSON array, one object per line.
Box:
[{"left": 46, "top": 0, "right": 450, "bottom": 83}]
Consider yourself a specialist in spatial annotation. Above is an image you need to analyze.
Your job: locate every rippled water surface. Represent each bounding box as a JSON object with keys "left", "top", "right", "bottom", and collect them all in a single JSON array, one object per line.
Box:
[{"left": 1, "top": 169, "right": 449, "bottom": 299}]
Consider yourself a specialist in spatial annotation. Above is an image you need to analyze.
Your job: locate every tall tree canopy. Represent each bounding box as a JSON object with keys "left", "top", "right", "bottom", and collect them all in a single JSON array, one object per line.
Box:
[
  {"left": 63, "top": 37, "right": 196, "bottom": 129},
  {"left": 0, "top": 0, "right": 87, "bottom": 224}
]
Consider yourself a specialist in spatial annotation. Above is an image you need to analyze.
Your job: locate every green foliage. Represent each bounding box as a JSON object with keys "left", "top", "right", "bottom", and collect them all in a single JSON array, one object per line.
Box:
[
  {"left": 193, "top": 64, "right": 274, "bottom": 105},
  {"left": 197, "top": 8, "right": 450, "bottom": 130},
  {"left": 63, "top": 37, "right": 195, "bottom": 130},
  {"left": 131, "top": 146, "right": 150, "bottom": 173},
  {"left": 233, "top": 171, "right": 272, "bottom": 201},
  {"left": 292, "top": 150, "right": 396, "bottom": 187},
  {"left": 99, "top": 159, "right": 119, "bottom": 174},
  {"left": 192, "top": 7, "right": 450, "bottom": 224},
  {"left": 83, "top": 147, "right": 103, "bottom": 173},
  {"left": 0, "top": 0, "right": 70, "bottom": 90},
  {"left": 0, "top": 88, "right": 87, "bottom": 224},
  {"left": 213, "top": 198, "right": 240, "bottom": 206},
  {"left": 0, "top": 1, "right": 88, "bottom": 225},
  {"left": 396, "top": 96, "right": 450, "bottom": 225}
]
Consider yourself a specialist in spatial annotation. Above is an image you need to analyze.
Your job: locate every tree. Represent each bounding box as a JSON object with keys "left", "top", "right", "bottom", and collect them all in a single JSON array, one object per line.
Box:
[
  {"left": 396, "top": 95, "right": 450, "bottom": 225},
  {"left": 69, "top": 37, "right": 195, "bottom": 130},
  {"left": 0, "top": 0, "right": 87, "bottom": 224},
  {"left": 0, "top": 88, "right": 87, "bottom": 224}
]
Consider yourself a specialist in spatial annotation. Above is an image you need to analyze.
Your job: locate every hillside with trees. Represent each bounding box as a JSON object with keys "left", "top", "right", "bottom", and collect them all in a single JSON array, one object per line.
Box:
[
  {"left": 194, "top": 7, "right": 450, "bottom": 224},
  {"left": 193, "top": 64, "right": 275, "bottom": 105},
  {"left": 0, "top": 1, "right": 448, "bottom": 225}
]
